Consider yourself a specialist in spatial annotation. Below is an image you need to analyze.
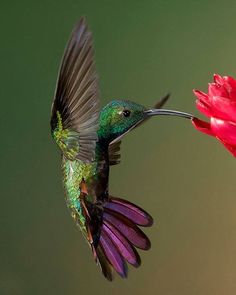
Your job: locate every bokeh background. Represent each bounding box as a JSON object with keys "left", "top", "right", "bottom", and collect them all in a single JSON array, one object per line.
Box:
[{"left": 1, "top": 0, "right": 236, "bottom": 294}]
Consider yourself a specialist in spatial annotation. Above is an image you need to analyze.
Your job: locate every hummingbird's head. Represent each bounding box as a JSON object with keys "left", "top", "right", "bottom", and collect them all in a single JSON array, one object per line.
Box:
[{"left": 98, "top": 99, "right": 193, "bottom": 144}]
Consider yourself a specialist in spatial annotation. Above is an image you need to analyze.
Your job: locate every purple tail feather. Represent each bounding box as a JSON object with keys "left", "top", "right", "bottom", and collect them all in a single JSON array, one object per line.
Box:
[{"left": 96, "top": 196, "right": 153, "bottom": 281}]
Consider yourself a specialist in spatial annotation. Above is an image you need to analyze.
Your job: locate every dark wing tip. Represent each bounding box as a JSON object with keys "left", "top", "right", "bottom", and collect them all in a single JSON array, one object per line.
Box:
[
  {"left": 72, "top": 16, "right": 88, "bottom": 37},
  {"left": 79, "top": 16, "right": 87, "bottom": 25},
  {"left": 154, "top": 93, "right": 171, "bottom": 109}
]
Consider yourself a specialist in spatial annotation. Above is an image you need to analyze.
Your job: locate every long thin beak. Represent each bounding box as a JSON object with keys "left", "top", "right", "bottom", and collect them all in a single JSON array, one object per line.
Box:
[{"left": 144, "top": 109, "right": 193, "bottom": 119}]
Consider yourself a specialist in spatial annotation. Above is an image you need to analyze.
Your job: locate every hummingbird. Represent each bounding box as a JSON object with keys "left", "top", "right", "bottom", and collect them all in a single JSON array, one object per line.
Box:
[{"left": 50, "top": 17, "right": 193, "bottom": 281}]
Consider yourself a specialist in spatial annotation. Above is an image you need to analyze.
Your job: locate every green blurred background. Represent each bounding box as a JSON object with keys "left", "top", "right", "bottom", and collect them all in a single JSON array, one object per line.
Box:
[{"left": 1, "top": 0, "right": 236, "bottom": 294}]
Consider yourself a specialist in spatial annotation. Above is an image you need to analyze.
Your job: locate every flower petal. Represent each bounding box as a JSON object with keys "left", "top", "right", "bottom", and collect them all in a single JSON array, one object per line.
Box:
[
  {"left": 193, "top": 90, "right": 210, "bottom": 105},
  {"left": 223, "top": 75, "right": 236, "bottom": 88},
  {"left": 196, "top": 100, "right": 212, "bottom": 117},
  {"left": 211, "top": 117, "right": 236, "bottom": 145},
  {"left": 208, "top": 82, "right": 229, "bottom": 98},
  {"left": 214, "top": 74, "right": 224, "bottom": 85},
  {"left": 222, "top": 76, "right": 236, "bottom": 100},
  {"left": 192, "top": 118, "right": 214, "bottom": 136},
  {"left": 210, "top": 96, "right": 236, "bottom": 122}
]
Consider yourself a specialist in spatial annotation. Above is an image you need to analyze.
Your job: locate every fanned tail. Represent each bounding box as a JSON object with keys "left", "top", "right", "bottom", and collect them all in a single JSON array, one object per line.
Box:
[{"left": 96, "top": 196, "right": 153, "bottom": 281}]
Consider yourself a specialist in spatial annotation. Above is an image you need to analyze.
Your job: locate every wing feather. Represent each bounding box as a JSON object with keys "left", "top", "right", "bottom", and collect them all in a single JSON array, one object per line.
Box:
[{"left": 51, "top": 17, "right": 100, "bottom": 162}]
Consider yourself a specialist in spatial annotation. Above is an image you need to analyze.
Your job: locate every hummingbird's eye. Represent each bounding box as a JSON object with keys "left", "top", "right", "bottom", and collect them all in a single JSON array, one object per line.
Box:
[{"left": 123, "top": 109, "right": 131, "bottom": 117}]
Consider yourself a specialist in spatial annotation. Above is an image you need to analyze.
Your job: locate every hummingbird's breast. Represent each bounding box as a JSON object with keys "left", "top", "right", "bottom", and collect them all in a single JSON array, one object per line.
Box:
[{"left": 61, "top": 150, "right": 109, "bottom": 227}]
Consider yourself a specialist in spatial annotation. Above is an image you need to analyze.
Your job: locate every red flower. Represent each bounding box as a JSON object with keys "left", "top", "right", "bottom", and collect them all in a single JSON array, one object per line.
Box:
[{"left": 192, "top": 74, "right": 236, "bottom": 156}]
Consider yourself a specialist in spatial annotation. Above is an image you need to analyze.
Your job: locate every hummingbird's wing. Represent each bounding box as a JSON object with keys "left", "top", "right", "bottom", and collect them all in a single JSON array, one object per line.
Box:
[
  {"left": 51, "top": 17, "right": 100, "bottom": 162},
  {"left": 108, "top": 94, "right": 170, "bottom": 166},
  {"left": 108, "top": 140, "right": 121, "bottom": 165}
]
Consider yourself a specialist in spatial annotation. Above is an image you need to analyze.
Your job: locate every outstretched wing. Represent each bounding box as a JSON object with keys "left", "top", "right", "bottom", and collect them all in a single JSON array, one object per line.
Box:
[
  {"left": 51, "top": 17, "right": 100, "bottom": 162},
  {"left": 108, "top": 94, "right": 170, "bottom": 166}
]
